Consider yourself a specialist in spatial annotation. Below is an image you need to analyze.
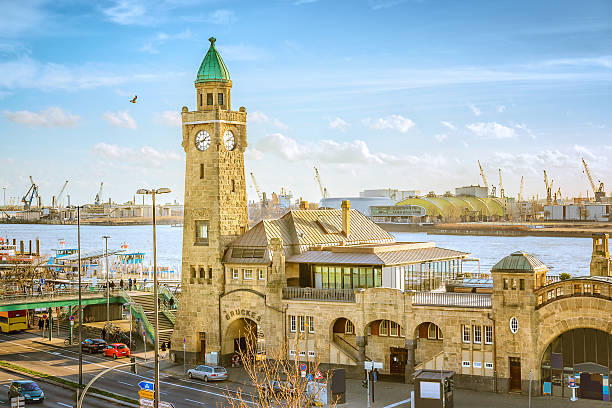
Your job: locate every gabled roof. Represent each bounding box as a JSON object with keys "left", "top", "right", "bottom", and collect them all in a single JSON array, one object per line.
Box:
[
  {"left": 195, "top": 37, "right": 230, "bottom": 84},
  {"left": 223, "top": 208, "right": 394, "bottom": 264},
  {"left": 491, "top": 251, "right": 548, "bottom": 273}
]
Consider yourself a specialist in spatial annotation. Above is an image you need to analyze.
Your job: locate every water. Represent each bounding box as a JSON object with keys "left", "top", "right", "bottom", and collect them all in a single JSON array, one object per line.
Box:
[{"left": 0, "top": 225, "right": 593, "bottom": 277}]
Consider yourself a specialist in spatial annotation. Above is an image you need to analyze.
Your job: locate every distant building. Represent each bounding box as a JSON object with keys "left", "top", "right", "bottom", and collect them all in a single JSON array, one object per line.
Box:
[
  {"left": 360, "top": 189, "right": 419, "bottom": 202},
  {"left": 543, "top": 204, "right": 610, "bottom": 221},
  {"left": 455, "top": 185, "right": 488, "bottom": 198},
  {"left": 319, "top": 197, "right": 394, "bottom": 217}
]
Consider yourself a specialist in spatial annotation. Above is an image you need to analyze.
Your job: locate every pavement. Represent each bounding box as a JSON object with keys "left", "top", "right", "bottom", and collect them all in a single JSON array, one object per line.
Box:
[{"left": 2, "top": 330, "right": 610, "bottom": 408}]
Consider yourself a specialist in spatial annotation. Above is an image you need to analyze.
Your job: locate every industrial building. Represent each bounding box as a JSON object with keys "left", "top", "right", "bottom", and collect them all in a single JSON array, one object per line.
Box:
[
  {"left": 544, "top": 204, "right": 611, "bottom": 222},
  {"left": 359, "top": 189, "right": 420, "bottom": 202},
  {"left": 319, "top": 197, "right": 394, "bottom": 217}
]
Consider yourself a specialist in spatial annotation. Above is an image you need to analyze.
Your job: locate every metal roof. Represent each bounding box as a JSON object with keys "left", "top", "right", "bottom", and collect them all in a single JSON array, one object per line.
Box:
[
  {"left": 59, "top": 248, "right": 125, "bottom": 262},
  {"left": 195, "top": 37, "right": 230, "bottom": 84},
  {"left": 286, "top": 246, "right": 468, "bottom": 266},
  {"left": 491, "top": 251, "right": 547, "bottom": 273}
]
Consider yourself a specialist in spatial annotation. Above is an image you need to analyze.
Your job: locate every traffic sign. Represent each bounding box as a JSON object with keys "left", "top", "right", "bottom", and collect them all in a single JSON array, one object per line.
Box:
[
  {"left": 139, "top": 397, "right": 153, "bottom": 408},
  {"left": 307, "top": 374, "right": 313, "bottom": 381},
  {"left": 138, "top": 381, "right": 154, "bottom": 391},
  {"left": 40, "top": 278, "right": 45, "bottom": 285},
  {"left": 159, "top": 402, "right": 175, "bottom": 408},
  {"left": 138, "top": 389, "right": 154, "bottom": 399},
  {"left": 183, "top": 337, "right": 186, "bottom": 344},
  {"left": 70, "top": 315, "right": 75, "bottom": 321},
  {"left": 299, "top": 363, "right": 307, "bottom": 372},
  {"left": 314, "top": 370, "right": 323, "bottom": 380}
]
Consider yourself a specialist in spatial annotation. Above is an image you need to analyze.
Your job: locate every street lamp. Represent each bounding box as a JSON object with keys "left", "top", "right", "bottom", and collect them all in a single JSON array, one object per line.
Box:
[
  {"left": 103, "top": 236, "right": 110, "bottom": 324},
  {"left": 68, "top": 205, "right": 85, "bottom": 402},
  {"left": 136, "top": 187, "right": 170, "bottom": 408}
]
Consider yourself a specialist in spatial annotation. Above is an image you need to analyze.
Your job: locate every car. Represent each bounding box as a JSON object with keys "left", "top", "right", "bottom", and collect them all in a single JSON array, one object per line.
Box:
[
  {"left": 8, "top": 380, "right": 44, "bottom": 403},
  {"left": 187, "top": 365, "right": 228, "bottom": 382},
  {"left": 81, "top": 338, "right": 107, "bottom": 353},
  {"left": 262, "top": 380, "right": 298, "bottom": 401},
  {"left": 103, "top": 343, "right": 130, "bottom": 359}
]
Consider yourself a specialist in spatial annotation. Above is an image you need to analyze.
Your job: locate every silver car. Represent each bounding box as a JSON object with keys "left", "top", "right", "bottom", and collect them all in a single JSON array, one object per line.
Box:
[{"left": 187, "top": 365, "right": 228, "bottom": 382}]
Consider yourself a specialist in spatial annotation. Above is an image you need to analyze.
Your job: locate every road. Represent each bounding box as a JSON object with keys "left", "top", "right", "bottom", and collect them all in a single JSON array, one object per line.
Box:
[
  {"left": 0, "top": 369, "right": 122, "bottom": 407},
  {"left": 0, "top": 332, "right": 257, "bottom": 408}
]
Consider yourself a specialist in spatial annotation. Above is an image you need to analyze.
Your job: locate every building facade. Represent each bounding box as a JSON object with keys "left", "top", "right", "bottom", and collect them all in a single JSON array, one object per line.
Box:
[{"left": 171, "top": 41, "right": 612, "bottom": 402}]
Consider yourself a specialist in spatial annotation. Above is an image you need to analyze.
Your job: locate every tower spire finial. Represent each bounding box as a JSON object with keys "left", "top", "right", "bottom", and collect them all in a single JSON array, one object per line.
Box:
[{"left": 209, "top": 37, "right": 216, "bottom": 46}]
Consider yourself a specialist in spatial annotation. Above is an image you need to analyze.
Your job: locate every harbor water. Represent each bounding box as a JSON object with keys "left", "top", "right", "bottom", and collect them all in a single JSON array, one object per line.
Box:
[{"left": 0, "top": 224, "right": 593, "bottom": 277}]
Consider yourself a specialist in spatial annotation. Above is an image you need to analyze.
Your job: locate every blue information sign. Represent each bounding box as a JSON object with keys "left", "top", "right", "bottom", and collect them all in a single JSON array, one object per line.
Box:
[{"left": 138, "top": 381, "right": 154, "bottom": 391}]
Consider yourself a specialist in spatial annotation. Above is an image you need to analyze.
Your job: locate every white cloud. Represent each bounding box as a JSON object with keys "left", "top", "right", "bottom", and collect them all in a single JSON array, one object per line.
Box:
[
  {"left": 328, "top": 117, "right": 350, "bottom": 132},
  {"left": 466, "top": 122, "right": 515, "bottom": 139},
  {"left": 362, "top": 114, "right": 415, "bottom": 133},
  {"left": 248, "top": 111, "right": 288, "bottom": 129},
  {"left": 102, "top": 110, "right": 137, "bottom": 129},
  {"left": 140, "top": 29, "right": 191, "bottom": 54},
  {"left": 574, "top": 144, "right": 597, "bottom": 160},
  {"left": 157, "top": 111, "right": 181, "bottom": 127},
  {"left": 468, "top": 103, "right": 482, "bottom": 116},
  {"left": 434, "top": 134, "right": 448, "bottom": 143},
  {"left": 370, "top": 0, "right": 406, "bottom": 10},
  {"left": 3, "top": 107, "right": 80, "bottom": 127},
  {"left": 93, "top": 142, "right": 180, "bottom": 168},
  {"left": 497, "top": 105, "right": 506, "bottom": 113},
  {"left": 206, "top": 9, "right": 236, "bottom": 25},
  {"left": 102, "top": 0, "right": 147, "bottom": 25},
  {"left": 441, "top": 121, "right": 456, "bottom": 131}
]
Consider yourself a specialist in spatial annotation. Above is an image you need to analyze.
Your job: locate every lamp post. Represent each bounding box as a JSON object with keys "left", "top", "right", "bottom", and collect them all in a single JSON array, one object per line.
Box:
[
  {"left": 137, "top": 187, "right": 170, "bottom": 408},
  {"left": 103, "top": 236, "right": 110, "bottom": 324},
  {"left": 74, "top": 205, "right": 84, "bottom": 401}
]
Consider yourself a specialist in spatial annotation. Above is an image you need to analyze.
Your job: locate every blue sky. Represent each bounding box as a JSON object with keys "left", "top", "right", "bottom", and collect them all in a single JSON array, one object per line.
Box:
[{"left": 1, "top": 0, "right": 611, "bottom": 205}]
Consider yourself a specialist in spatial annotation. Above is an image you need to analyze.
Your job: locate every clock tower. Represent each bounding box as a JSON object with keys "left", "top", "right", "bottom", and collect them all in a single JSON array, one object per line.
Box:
[{"left": 171, "top": 37, "right": 249, "bottom": 363}]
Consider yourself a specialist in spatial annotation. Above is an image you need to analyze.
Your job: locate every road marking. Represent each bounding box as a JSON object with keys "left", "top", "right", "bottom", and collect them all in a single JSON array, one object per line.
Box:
[
  {"left": 118, "top": 381, "right": 132, "bottom": 386},
  {"left": 16, "top": 354, "right": 29, "bottom": 359},
  {"left": 185, "top": 398, "right": 206, "bottom": 405},
  {"left": 384, "top": 398, "right": 412, "bottom": 408},
  {"left": 57, "top": 402, "right": 72, "bottom": 407}
]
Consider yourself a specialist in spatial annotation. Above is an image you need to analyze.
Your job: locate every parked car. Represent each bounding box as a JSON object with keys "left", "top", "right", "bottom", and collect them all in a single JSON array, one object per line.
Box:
[
  {"left": 81, "top": 338, "right": 107, "bottom": 353},
  {"left": 8, "top": 380, "right": 44, "bottom": 403},
  {"left": 262, "top": 380, "right": 298, "bottom": 401},
  {"left": 103, "top": 343, "right": 130, "bottom": 359},
  {"left": 187, "top": 365, "right": 228, "bottom": 382}
]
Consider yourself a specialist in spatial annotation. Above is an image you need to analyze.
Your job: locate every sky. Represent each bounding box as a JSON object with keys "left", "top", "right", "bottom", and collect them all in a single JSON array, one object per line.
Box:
[{"left": 0, "top": 0, "right": 611, "bottom": 206}]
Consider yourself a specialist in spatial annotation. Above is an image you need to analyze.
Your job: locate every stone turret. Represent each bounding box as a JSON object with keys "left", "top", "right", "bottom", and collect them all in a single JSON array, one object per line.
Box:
[{"left": 590, "top": 233, "right": 611, "bottom": 276}]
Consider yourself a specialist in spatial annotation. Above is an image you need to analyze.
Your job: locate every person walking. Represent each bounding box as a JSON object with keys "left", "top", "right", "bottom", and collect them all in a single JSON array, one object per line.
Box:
[
  {"left": 101, "top": 327, "right": 106, "bottom": 341},
  {"left": 119, "top": 279, "right": 124, "bottom": 290},
  {"left": 128, "top": 278, "right": 132, "bottom": 291},
  {"left": 161, "top": 341, "right": 166, "bottom": 358},
  {"left": 38, "top": 317, "right": 44, "bottom": 337},
  {"left": 133, "top": 278, "right": 137, "bottom": 290}
]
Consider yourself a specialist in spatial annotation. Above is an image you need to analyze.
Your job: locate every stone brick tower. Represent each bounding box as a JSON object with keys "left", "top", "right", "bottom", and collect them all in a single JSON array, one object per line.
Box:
[
  {"left": 171, "top": 37, "right": 249, "bottom": 364},
  {"left": 590, "top": 233, "right": 611, "bottom": 276}
]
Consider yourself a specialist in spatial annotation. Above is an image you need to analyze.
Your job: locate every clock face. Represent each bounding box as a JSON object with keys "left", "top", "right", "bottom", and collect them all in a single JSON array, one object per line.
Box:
[
  {"left": 223, "top": 130, "right": 236, "bottom": 151},
  {"left": 195, "top": 130, "right": 211, "bottom": 151}
]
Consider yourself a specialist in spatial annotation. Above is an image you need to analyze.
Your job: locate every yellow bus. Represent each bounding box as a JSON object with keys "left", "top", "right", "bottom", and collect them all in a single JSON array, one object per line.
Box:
[{"left": 0, "top": 310, "right": 29, "bottom": 333}]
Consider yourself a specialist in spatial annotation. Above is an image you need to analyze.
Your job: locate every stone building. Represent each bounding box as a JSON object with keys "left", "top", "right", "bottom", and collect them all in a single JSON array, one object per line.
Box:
[{"left": 171, "top": 39, "right": 612, "bottom": 402}]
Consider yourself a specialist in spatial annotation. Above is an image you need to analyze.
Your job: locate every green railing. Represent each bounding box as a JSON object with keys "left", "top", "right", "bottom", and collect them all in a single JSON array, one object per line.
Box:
[{"left": 117, "top": 289, "right": 156, "bottom": 345}]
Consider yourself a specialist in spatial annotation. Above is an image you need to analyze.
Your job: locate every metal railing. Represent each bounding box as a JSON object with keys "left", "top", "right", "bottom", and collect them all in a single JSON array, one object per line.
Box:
[
  {"left": 283, "top": 287, "right": 356, "bottom": 302},
  {"left": 412, "top": 292, "right": 491, "bottom": 308},
  {"left": 117, "top": 289, "right": 156, "bottom": 344},
  {"left": 0, "top": 288, "right": 115, "bottom": 303}
]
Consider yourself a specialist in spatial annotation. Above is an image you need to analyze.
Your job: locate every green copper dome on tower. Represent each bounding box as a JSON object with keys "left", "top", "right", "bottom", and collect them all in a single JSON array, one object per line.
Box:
[{"left": 195, "top": 37, "right": 230, "bottom": 84}]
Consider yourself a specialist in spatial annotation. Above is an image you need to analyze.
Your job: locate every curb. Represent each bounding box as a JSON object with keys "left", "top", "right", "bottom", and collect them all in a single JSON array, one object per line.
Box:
[{"left": 0, "top": 365, "right": 138, "bottom": 408}]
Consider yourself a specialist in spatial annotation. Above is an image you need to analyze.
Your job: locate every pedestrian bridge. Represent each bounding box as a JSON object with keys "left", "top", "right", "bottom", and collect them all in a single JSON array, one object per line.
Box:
[{"left": 0, "top": 288, "right": 125, "bottom": 311}]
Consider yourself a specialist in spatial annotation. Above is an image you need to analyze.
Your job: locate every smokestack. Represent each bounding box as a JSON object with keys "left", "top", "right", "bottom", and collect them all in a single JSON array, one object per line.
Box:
[
  {"left": 36, "top": 239, "right": 40, "bottom": 256},
  {"left": 19, "top": 240, "right": 24, "bottom": 255},
  {"left": 28, "top": 240, "right": 32, "bottom": 255},
  {"left": 341, "top": 200, "right": 351, "bottom": 238}
]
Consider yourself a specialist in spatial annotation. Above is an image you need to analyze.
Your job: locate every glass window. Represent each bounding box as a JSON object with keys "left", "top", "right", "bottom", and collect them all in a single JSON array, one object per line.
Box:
[
  {"left": 244, "top": 269, "right": 253, "bottom": 280},
  {"left": 218, "top": 93, "right": 224, "bottom": 105},
  {"left": 511, "top": 279, "right": 517, "bottom": 290},
  {"left": 334, "top": 267, "right": 342, "bottom": 289},
  {"left": 358, "top": 268, "right": 367, "bottom": 288},
  {"left": 584, "top": 284, "right": 592, "bottom": 294},
  {"left": 314, "top": 266, "right": 323, "bottom": 288},
  {"left": 519, "top": 279, "right": 525, "bottom": 290},
  {"left": 503, "top": 278, "right": 508, "bottom": 290},
  {"left": 437, "top": 326, "right": 443, "bottom": 340},
  {"left": 343, "top": 267, "right": 351, "bottom": 289},
  {"left": 474, "top": 325, "right": 482, "bottom": 344},
  {"left": 390, "top": 321, "right": 399, "bottom": 337},
  {"left": 573, "top": 284, "right": 581, "bottom": 294},
  {"left": 485, "top": 326, "right": 493, "bottom": 344},
  {"left": 299, "top": 316, "right": 305, "bottom": 333},
  {"left": 206, "top": 93, "right": 213, "bottom": 105},
  {"left": 428, "top": 323, "right": 437, "bottom": 340},
  {"left": 308, "top": 316, "right": 314, "bottom": 333},
  {"left": 509, "top": 317, "right": 519, "bottom": 334},
  {"left": 366, "top": 268, "right": 374, "bottom": 288},
  {"left": 258, "top": 269, "right": 265, "bottom": 280},
  {"left": 289, "top": 316, "right": 296, "bottom": 332},
  {"left": 379, "top": 320, "right": 388, "bottom": 336},
  {"left": 556, "top": 287, "right": 563, "bottom": 297},
  {"left": 462, "top": 325, "right": 470, "bottom": 343},
  {"left": 345, "top": 320, "right": 354, "bottom": 334},
  {"left": 374, "top": 268, "right": 382, "bottom": 287},
  {"left": 195, "top": 220, "right": 209, "bottom": 245},
  {"left": 352, "top": 268, "right": 359, "bottom": 289},
  {"left": 594, "top": 284, "right": 601, "bottom": 294}
]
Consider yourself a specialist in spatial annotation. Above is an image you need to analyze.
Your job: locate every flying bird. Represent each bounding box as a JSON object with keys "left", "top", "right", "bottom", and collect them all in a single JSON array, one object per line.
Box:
[{"left": 130, "top": 95, "right": 137, "bottom": 103}]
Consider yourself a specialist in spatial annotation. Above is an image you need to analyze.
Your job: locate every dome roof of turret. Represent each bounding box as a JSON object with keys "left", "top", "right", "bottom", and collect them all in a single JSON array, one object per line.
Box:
[
  {"left": 491, "top": 251, "right": 547, "bottom": 273},
  {"left": 195, "top": 37, "right": 230, "bottom": 84}
]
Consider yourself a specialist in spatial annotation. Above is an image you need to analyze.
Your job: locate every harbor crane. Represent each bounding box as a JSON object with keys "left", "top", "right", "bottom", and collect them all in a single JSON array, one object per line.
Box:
[
  {"left": 314, "top": 166, "right": 329, "bottom": 199},
  {"left": 53, "top": 180, "right": 69, "bottom": 208},
  {"left": 22, "top": 176, "right": 39, "bottom": 210},
  {"left": 518, "top": 176, "right": 524, "bottom": 202},
  {"left": 478, "top": 160, "right": 495, "bottom": 197},
  {"left": 581, "top": 157, "right": 605, "bottom": 202},
  {"left": 498, "top": 169, "right": 505, "bottom": 199},
  {"left": 249, "top": 172, "right": 267, "bottom": 208},
  {"left": 543, "top": 170, "right": 552, "bottom": 205},
  {"left": 94, "top": 182, "right": 104, "bottom": 205}
]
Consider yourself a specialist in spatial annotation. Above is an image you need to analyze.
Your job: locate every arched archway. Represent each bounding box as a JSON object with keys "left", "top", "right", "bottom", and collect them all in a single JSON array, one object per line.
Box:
[
  {"left": 365, "top": 319, "right": 405, "bottom": 377},
  {"left": 329, "top": 317, "right": 359, "bottom": 366},
  {"left": 540, "top": 328, "right": 612, "bottom": 401},
  {"left": 223, "top": 318, "right": 263, "bottom": 360},
  {"left": 414, "top": 322, "right": 444, "bottom": 370}
]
